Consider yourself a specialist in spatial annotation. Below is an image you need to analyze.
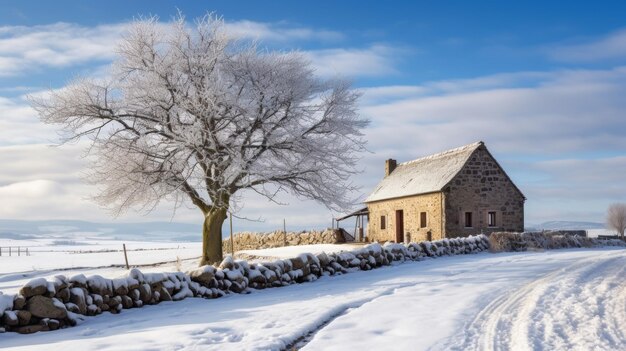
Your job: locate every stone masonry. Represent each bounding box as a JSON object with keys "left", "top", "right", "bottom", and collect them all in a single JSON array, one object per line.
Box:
[
  {"left": 221, "top": 229, "right": 340, "bottom": 253},
  {"left": 444, "top": 147, "right": 525, "bottom": 236},
  {"left": 366, "top": 142, "right": 525, "bottom": 242},
  {"left": 367, "top": 192, "right": 444, "bottom": 243}
]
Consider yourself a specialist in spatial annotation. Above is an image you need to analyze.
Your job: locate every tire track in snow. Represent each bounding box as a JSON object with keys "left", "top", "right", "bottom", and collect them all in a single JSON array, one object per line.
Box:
[
  {"left": 288, "top": 254, "right": 530, "bottom": 350},
  {"left": 445, "top": 250, "right": 626, "bottom": 351},
  {"left": 284, "top": 281, "right": 418, "bottom": 350}
]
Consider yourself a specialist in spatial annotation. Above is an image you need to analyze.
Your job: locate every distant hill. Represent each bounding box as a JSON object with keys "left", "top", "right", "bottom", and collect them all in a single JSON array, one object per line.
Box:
[
  {"left": 528, "top": 221, "right": 606, "bottom": 231},
  {"left": 0, "top": 219, "right": 202, "bottom": 242}
]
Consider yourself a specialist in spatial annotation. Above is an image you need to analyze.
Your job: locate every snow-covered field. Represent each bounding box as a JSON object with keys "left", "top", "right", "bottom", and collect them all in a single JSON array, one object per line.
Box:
[
  {"left": 586, "top": 228, "right": 617, "bottom": 238},
  {"left": 0, "top": 238, "right": 202, "bottom": 295},
  {"left": 1, "top": 245, "right": 624, "bottom": 350},
  {"left": 0, "top": 238, "right": 201, "bottom": 273}
]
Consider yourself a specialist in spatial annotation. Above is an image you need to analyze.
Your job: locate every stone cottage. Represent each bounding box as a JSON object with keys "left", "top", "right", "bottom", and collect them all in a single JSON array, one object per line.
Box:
[{"left": 365, "top": 141, "right": 525, "bottom": 243}]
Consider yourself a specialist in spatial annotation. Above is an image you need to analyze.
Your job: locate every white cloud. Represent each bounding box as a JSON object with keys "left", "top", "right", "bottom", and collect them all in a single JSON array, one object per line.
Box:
[
  {"left": 522, "top": 155, "right": 626, "bottom": 223},
  {"left": 0, "top": 142, "right": 194, "bottom": 223},
  {"left": 359, "top": 86, "right": 428, "bottom": 105},
  {"left": 0, "top": 143, "right": 96, "bottom": 220},
  {"left": 0, "top": 23, "right": 126, "bottom": 76},
  {"left": 0, "top": 183, "right": 111, "bottom": 222},
  {"left": 529, "top": 157, "right": 626, "bottom": 200},
  {"left": 305, "top": 45, "right": 400, "bottom": 78},
  {"left": 0, "top": 20, "right": 347, "bottom": 77},
  {"left": 0, "top": 96, "right": 58, "bottom": 145},
  {"left": 548, "top": 28, "right": 626, "bottom": 62},
  {"left": 361, "top": 66, "right": 626, "bottom": 157},
  {"left": 0, "top": 144, "right": 85, "bottom": 184},
  {"left": 359, "top": 71, "right": 554, "bottom": 105},
  {"left": 225, "top": 20, "right": 344, "bottom": 42},
  {"left": 0, "top": 179, "right": 62, "bottom": 197}
]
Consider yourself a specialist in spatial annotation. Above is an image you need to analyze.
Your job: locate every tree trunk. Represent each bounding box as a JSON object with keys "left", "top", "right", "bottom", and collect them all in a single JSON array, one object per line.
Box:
[{"left": 200, "top": 207, "right": 227, "bottom": 266}]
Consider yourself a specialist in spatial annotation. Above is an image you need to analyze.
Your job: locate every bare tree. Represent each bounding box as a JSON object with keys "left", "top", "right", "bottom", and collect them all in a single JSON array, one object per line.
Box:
[
  {"left": 31, "top": 14, "right": 368, "bottom": 265},
  {"left": 607, "top": 203, "right": 626, "bottom": 240}
]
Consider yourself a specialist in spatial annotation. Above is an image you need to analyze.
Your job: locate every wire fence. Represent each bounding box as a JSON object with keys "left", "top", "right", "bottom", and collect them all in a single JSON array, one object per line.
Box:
[{"left": 0, "top": 246, "right": 30, "bottom": 256}]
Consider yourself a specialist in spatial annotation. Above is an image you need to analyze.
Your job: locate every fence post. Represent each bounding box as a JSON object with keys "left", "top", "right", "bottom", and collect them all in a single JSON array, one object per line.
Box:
[
  {"left": 9, "top": 247, "right": 11, "bottom": 257},
  {"left": 0, "top": 247, "right": 2, "bottom": 256},
  {"left": 229, "top": 212, "right": 234, "bottom": 256},
  {"left": 123, "top": 244, "right": 129, "bottom": 269},
  {"left": 283, "top": 219, "right": 287, "bottom": 247}
]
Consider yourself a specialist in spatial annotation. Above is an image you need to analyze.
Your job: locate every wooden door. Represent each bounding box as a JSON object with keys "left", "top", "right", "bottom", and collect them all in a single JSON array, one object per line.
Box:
[{"left": 395, "top": 210, "right": 404, "bottom": 243}]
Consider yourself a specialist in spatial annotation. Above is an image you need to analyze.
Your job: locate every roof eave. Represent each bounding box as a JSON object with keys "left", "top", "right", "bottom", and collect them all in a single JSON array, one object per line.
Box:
[{"left": 364, "top": 190, "right": 444, "bottom": 204}]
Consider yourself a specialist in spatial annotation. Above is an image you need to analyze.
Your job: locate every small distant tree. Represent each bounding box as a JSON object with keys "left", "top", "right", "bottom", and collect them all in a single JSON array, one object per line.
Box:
[
  {"left": 31, "top": 14, "right": 368, "bottom": 265},
  {"left": 607, "top": 203, "right": 626, "bottom": 240}
]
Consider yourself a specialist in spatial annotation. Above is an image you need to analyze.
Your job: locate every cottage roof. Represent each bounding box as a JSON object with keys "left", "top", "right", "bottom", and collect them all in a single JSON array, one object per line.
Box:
[{"left": 365, "top": 141, "right": 484, "bottom": 203}]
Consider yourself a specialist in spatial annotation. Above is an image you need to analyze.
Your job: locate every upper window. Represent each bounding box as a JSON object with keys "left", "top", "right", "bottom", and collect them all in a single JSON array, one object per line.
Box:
[
  {"left": 420, "top": 212, "right": 427, "bottom": 228},
  {"left": 464, "top": 212, "right": 473, "bottom": 228},
  {"left": 488, "top": 211, "right": 496, "bottom": 227},
  {"left": 380, "top": 215, "right": 386, "bottom": 230}
]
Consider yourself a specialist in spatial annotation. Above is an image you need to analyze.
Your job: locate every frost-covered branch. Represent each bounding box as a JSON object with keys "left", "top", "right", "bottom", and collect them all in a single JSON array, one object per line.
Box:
[
  {"left": 31, "top": 13, "right": 369, "bottom": 220},
  {"left": 607, "top": 203, "right": 626, "bottom": 238}
]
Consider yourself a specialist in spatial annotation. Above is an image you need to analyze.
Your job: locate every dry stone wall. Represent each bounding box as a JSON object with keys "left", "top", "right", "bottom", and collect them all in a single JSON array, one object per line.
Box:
[
  {"left": 221, "top": 229, "right": 340, "bottom": 252},
  {"left": 0, "top": 235, "right": 491, "bottom": 335},
  {"left": 488, "top": 231, "right": 625, "bottom": 252}
]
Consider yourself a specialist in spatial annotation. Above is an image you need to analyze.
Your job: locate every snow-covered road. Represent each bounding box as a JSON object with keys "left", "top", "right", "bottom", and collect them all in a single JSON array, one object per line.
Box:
[
  {"left": 1, "top": 248, "right": 624, "bottom": 350},
  {"left": 442, "top": 251, "right": 626, "bottom": 351}
]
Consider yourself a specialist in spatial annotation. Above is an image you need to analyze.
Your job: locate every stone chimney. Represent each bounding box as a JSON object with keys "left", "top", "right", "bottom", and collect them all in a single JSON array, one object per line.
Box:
[{"left": 385, "top": 159, "right": 397, "bottom": 177}]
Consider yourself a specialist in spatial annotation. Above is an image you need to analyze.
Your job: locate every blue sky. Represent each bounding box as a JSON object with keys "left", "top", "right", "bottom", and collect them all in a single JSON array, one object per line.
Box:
[
  {"left": 1, "top": 1, "right": 626, "bottom": 231},
  {"left": 3, "top": 1, "right": 626, "bottom": 84}
]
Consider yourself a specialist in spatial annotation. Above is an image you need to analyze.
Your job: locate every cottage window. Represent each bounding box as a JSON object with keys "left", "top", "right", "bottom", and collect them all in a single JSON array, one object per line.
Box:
[
  {"left": 380, "top": 215, "right": 386, "bottom": 229},
  {"left": 420, "top": 212, "right": 427, "bottom": 228},
  {"left": 488, "top": 211, "right": 496, "bottom": 227},
  {"left": 464, "top": 212, "right": 473, "bottom": 228}
]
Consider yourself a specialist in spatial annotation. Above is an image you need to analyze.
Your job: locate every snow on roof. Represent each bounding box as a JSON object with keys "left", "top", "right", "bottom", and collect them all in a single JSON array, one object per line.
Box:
[{"left": 365, "top": 141, "right": 483, "bottom": 203}]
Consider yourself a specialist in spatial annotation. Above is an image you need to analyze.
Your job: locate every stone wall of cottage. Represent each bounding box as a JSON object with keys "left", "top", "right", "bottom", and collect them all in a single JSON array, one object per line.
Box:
[
  {"left": 366, "top": 192, "right": 444, "bottom": 243},
  {"left": 444, "top": 146, "right": 525, "bottom": 237}
]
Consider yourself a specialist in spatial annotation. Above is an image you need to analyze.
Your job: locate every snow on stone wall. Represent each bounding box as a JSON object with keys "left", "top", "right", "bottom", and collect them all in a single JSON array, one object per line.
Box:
[
  {"left": 221, "top": 229, "right": 340, "bottom": 252},
  {"left": 488, "top": 231, "right": 626, "bottom": 252},
  {"left": 0, "top": 235, "right": 491, "bottom": 334}
]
